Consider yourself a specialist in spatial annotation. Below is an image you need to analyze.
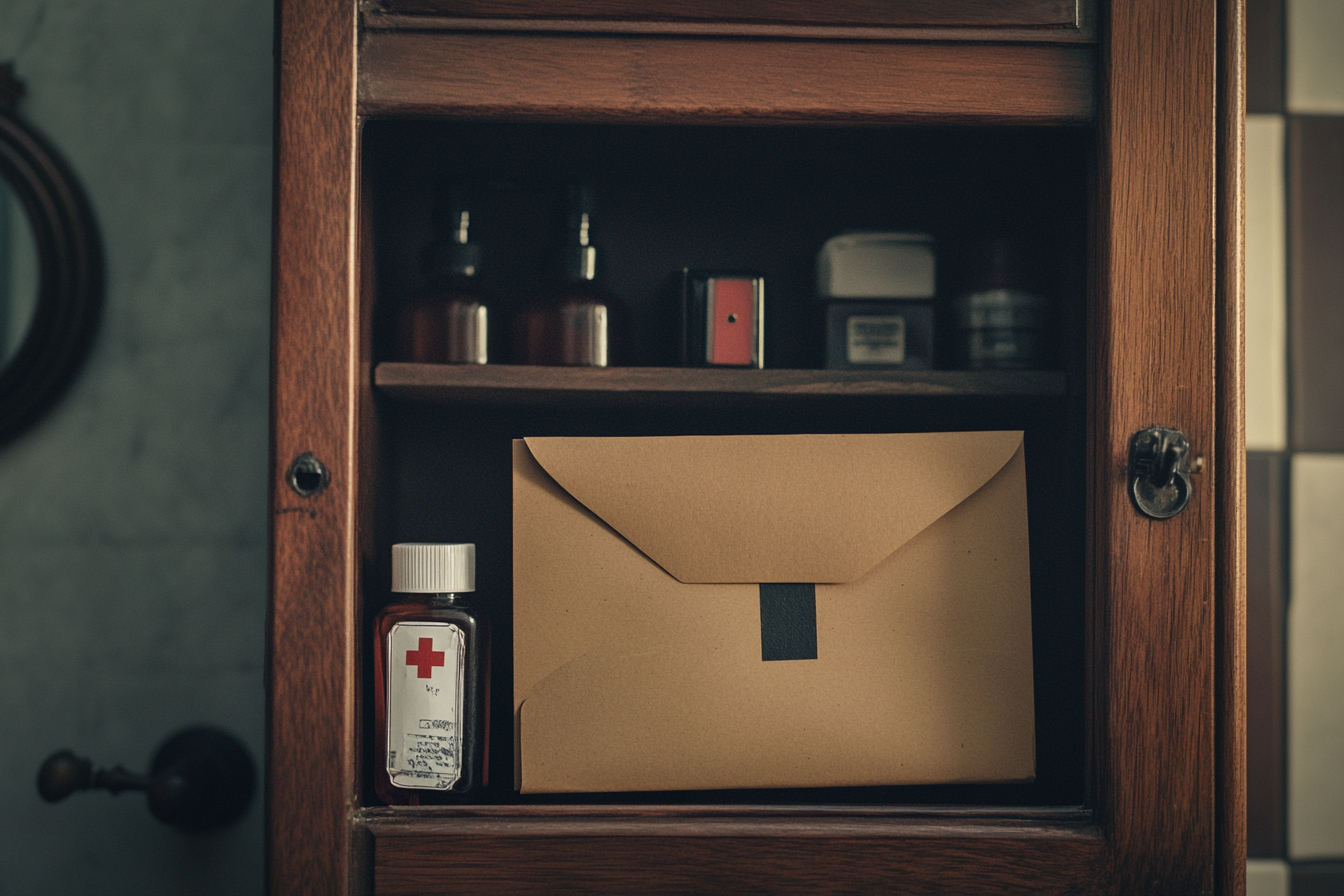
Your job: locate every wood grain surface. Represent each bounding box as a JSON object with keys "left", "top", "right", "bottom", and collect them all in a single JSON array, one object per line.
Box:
[
  {"left": 1217, "top": 0, "right": 1248, "bottom": 892},
  {"left": 365, "top": 0, "right": 1078, "bottom": 28},
  {"left": 361, "top": 0, "right": 1098, "bottom": 44},
  {"left": 374, "top": 363, "right": 1069, "bottom": 406},
  {"left": 358, "top": 32, "right": 1096, "bottom": 125},
  {"left": 265, "top": 0, "right": 1239, "bottom": 891},
  {"left": 364, "top": 809, "right": 1106, "bottom": 895},
  {"left": 268, "top": 0, "right": 359, "bottom": 894},
  {"left": 1090, "top": 0, "right": 1220, "bottom": 892},
  {"left": 360, "top": 15, "right": 1098, "bottom": 45}
]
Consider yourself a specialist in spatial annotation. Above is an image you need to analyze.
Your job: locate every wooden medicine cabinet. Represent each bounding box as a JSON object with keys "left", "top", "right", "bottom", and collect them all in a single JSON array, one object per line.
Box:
[{"left": 268, "top": 1, "right": 1245, "bottom": 892}]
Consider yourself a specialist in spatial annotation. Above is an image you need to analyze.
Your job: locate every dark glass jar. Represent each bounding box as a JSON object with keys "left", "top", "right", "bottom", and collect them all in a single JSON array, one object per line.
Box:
[
  {"left": 395, "top": 202, "right": 495, "bottom": 364},
  {"left": 512, "top": 187, "right": 627, "bottom": 366},
  {"left": 952, "top": 237, "right": 1052, "bottom": 370},
  {"left": 372, "top": 543, "right": 490, "bottom": 805}
]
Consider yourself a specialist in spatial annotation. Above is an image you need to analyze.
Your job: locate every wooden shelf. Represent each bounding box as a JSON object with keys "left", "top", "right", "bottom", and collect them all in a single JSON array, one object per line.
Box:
[{"left": 374, "top": 363, "right": 1069, "bottom": 407}]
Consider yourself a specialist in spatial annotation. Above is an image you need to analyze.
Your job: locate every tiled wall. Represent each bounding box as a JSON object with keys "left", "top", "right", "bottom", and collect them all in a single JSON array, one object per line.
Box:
[{"left": 1246, "top": 1, "right": 1344, "bottom": 894}]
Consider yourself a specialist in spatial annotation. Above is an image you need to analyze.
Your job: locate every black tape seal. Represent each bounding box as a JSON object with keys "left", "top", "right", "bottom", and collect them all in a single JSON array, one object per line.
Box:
[{"left": 759, "top": 583, "right": 817, "bottom": 662}]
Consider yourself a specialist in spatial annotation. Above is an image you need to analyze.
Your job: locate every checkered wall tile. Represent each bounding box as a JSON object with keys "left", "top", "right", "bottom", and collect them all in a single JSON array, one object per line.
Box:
[{"left": 1246, "top": 1, "right": 1344, "bottom": 892}]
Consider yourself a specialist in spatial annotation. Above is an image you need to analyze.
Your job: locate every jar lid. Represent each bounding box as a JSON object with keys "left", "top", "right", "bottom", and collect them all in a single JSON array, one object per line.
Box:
[
  {"left": 966, "top": 237, "right": 1040, "bottom": 291},
  {"left": 391, "top": 543, "right": 475, "bottom": 593}
]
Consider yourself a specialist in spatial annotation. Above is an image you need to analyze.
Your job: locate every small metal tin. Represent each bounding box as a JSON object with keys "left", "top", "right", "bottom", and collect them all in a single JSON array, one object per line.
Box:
[
  {"left": 680, "top": 270, "right": 765, "bottom": 368},
  {"left": 952, "top": 237, "right": 1052, "bottom": 370},
  {"left": 955, "top": 287, "right": 1050, "bottom": 370}
]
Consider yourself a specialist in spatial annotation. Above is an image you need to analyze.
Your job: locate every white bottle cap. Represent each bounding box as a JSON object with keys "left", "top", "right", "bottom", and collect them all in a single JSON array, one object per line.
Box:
[
  {"left": 816, "top": 231, "right": 936, "bottom": 299},
  {"left": 391, "top": 543, "right": 475, "bottom": 593}
]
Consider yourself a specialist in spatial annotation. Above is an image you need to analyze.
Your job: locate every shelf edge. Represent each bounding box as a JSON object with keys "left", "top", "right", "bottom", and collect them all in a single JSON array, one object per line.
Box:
[{"left": 373, "top": 363, "right": 1069, "bottom": 406}]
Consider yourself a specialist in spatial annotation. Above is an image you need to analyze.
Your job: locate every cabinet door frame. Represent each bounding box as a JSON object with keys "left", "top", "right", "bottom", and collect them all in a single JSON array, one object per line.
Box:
[
  {"left": 266, "top": 0, "right": 1245, "bottom": 893},
  {"left": 1087, "top": 1, "right": 1243, "bottom": 893}
]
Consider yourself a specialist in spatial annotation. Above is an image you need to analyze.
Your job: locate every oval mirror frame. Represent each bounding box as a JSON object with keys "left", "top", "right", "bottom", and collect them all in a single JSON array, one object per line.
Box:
[{"left": 0, "top": 64, "right": 103, "bottom": 447}]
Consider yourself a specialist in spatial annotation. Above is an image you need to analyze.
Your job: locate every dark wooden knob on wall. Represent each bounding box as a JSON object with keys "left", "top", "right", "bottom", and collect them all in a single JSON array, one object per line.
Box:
[{"left": 37, "top": 726, "right": 256, "bottom": 833}]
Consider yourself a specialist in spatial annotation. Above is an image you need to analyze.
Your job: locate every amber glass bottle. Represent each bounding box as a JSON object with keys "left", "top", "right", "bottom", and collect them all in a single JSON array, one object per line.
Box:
[
  {"left": 512, "top": 186, "right": 627, "bottom": 366},
  {"left": 395, "top": 196, "right": 494, "bottom": 364},
  {"left": 372, "top": 543, "right": 490, "bottom": 805}
]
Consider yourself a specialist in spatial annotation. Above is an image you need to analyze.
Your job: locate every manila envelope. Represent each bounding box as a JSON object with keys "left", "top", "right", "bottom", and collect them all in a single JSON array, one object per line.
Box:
[{"left": 513, "top": 431, "right": 1034, "bottom": 793}]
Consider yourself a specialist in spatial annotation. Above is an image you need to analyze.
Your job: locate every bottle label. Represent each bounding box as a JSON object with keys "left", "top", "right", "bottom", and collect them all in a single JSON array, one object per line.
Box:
[
  {"left": 386, "top": 622, "right": 465, "bottom": 790},
  {"left": 846, "top": 314, "right": 906, "bottom": 364}
]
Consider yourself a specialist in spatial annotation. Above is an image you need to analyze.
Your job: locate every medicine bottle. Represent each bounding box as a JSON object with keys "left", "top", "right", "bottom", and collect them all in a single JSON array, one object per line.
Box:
[
  {"left": 372, "top": 543, "right": 490, "bottom": 804},
  {"left": 395, "top": 195, "right": 495, "bottom": 364},
  {"left": 512, "top": 185, "right": 628, "bottom": 366}
]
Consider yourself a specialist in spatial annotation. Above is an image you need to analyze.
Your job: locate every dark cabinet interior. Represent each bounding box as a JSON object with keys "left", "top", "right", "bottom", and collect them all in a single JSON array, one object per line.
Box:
[
  {"left": 365, "top": 121, "right": 1088, "bottom": 370},
  {"left": 362, "top": 119, "right": 1090, "bottom": 810}
]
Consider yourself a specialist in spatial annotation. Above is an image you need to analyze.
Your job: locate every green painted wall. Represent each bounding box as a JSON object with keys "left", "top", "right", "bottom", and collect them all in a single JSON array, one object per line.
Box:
[{"left": 0, "top": 3, "right": 271, "bottom": 892}]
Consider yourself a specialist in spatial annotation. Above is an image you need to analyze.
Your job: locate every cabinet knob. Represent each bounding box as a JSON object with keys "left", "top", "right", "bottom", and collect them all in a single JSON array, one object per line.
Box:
[{"left": 37, "top": 726, "right": 256, "bottom": 833}]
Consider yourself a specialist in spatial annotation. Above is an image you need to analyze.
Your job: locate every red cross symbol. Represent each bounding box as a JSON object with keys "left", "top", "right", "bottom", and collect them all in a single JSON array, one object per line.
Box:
[{"left": 405, "top": 637, "right": 445, "bottom": 679}]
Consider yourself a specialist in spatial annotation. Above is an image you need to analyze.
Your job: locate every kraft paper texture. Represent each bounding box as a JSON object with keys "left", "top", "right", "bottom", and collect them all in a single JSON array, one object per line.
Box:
[{"left": 513, "top": 431, "right": 1035, "bottom": 793}]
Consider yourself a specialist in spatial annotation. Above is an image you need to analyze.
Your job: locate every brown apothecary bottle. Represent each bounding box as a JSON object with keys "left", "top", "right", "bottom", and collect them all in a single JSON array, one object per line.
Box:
[
  {"left": 395, "top": 196, "right": 495, "bottom": 365},
  {"left": 512, "top": 186, "right": 628, "bottom": 367}
]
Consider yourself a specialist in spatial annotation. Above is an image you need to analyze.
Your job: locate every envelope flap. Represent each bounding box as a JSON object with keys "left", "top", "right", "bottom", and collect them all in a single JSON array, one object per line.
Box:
[{"left": 523, "top": 431, "right": 1023, "bottom": 584}]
